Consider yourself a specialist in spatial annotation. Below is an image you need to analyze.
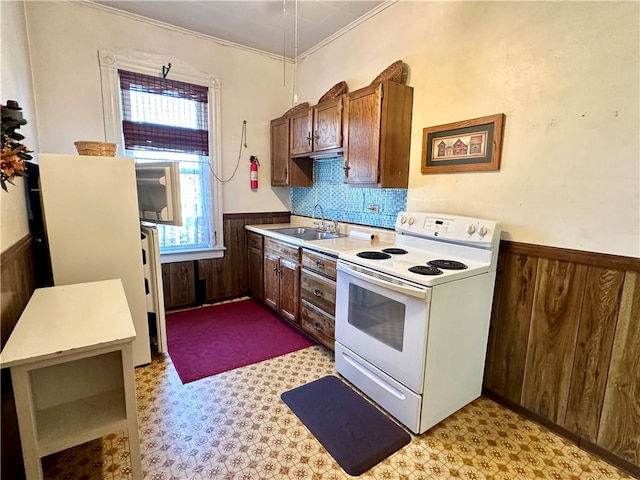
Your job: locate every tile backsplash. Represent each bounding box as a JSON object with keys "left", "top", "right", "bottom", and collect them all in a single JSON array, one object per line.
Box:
[{"left": 291, "top": 157, "right": 407, "bottom": 229}]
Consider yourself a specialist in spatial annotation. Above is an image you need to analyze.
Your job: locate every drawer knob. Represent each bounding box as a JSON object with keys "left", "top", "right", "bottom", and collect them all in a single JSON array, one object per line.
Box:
[
  {"left": 314, "top": 322, "right": 323, "bottom": 331},
  {"left": 314, "top": 288, "right": 324, "bottom": 297},
  {"left": 316, "top": 260, "right": 325, "bottom": 269}
]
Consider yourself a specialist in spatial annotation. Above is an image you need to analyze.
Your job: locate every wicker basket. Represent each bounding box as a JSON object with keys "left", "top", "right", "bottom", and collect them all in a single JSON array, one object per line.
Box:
[
  {"left": 318, "top": 81, "right": 348, "bottom": 103},
  {"left": 283, "top": 102, "right": 310, "bottom": 117},
  {"left": 370, "top": 60, "right": 407, "bottom": 85},
  {"left": 74, "top": 141, "right": 117, "bottom": 157}
]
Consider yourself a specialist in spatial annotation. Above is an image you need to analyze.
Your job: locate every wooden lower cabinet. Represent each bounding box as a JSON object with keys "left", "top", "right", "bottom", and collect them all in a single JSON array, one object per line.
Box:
[
  {"left": 246, "top": 232, "right": 264, "bottom": 301},
  {"left": 300, "top": 269, "right": 336, "bottom": 317},
  {"left": 263, "top": 238, "right": 300, "bottom": 324},
  {"left": 299, "top": 249, "right": 337, "bottom": 350},
  {"left": 300, "top": 300, "right": 334, "bottom": 349}
]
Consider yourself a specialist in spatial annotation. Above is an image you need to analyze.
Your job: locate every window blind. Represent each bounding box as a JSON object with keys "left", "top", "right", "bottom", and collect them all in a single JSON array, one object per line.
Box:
[{"left": 118, "top": 69, "right": 209, "bottom": 155}]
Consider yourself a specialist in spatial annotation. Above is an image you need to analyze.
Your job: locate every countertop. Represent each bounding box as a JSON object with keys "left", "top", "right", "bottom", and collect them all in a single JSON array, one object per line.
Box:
[{"left": 246, "top": 217, "right": 395, "bottom": 257}]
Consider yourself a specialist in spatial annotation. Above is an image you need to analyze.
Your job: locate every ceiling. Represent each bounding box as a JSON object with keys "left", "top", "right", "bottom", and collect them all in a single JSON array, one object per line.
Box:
[{"left": 92, "top": 1, "right": 391, "bottom": 59}]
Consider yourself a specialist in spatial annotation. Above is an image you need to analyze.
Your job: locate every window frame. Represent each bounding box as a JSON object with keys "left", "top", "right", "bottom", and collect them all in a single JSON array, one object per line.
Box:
[{"left": 99, "top": 50, "right": 224, "bottom": 262}]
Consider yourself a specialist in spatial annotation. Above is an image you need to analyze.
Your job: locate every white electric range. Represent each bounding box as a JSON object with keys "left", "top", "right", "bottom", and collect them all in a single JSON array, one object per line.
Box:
[{"left": 335, "top": 211, "right": 501, "bottom": 434}]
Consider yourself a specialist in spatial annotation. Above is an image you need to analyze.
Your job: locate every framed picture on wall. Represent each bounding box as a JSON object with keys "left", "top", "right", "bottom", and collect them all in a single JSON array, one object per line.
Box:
[{"left": 421, "top": 113, "right": 505, "bottom": 174}]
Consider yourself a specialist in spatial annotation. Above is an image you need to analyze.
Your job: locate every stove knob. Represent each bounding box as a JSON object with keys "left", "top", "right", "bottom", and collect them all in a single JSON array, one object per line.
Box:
[
  {"left": 408, "top": 217, "right": 415, "bottom": 225},
  {"left": 478, "top": 225, "right": 488, "bottom": 237},
  {"left": 466, "top": 224, "right": 476, "bottom": 235},
  {"left": 400, "top": 215, "right": 407, "bottom": 224}
]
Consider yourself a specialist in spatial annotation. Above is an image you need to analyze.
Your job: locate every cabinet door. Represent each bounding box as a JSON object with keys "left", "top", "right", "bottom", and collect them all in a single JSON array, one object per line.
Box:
[
  {"left": 270, "top": 116, "right": 290, "bottom": 186},
  {"left": 343, "top": 84, "right": 382, "bottom": 185},
  {"left": 247, "top": 245, "right": 264, "bottom": 301},
  {"left": 263, "top": 253, "right": 279, "bottom": 312},
  {"left": 313, "top": 98, "right": 343, "bottom": 152},
  {"left": 290, "top": 107, "right": 313, "bottom": 156},
  {"left": 279, "top": 259, "right": 300, "bottom": 324}
]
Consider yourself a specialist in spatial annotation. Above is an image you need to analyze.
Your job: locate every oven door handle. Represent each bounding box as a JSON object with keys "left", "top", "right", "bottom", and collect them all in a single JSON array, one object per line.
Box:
[{"left": 337, "top": 262, "right": 429, "bottom": 300}]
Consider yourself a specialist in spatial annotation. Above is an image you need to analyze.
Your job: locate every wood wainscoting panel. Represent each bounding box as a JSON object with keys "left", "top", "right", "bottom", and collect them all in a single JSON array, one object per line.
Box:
[
  {"left": 484, "top": 241, "right": 640, "bottom": 475},
  {"left": 485, "top": 251, "right": 538, "bottom": 402},
  {"left": 564, "top": 266, "right": 625, "bottom": 441},
  {"left": 161, "top": 212, "right": 291, "bottom": 309},
  {"left": 521, "top": 259, "right": 589, "bottom": 425},
  {"left": 198, "top": 216, "right": 247, "bottom": 301},
  {"left": 162, "top": 261, "right": 196, "bottom": 309},
  {"left": 597, "top": 271, "right": 640, "bottom": 466},
  {"left": 482, "top": 251, "right": 503, "bottom": 393},
  {"left": 1, "top": 234, "right": 36, "bottom": 480},
  {"left": 197, "top": 213, "right": 290, "bottom": 304},
  {"left": 1, "top": 234, "right": 35, "bottom": 348}
]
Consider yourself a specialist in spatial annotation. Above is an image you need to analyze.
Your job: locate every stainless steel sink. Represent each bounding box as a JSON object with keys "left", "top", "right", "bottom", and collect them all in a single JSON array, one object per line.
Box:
[{"left": 271, "top": 227, "right": 346, "bottom": 241}]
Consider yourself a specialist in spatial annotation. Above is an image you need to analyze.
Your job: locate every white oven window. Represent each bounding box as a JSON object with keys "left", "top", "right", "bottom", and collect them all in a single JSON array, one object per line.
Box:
[{"left": 347, "top": 283, "right": 406, "bottom": 351}]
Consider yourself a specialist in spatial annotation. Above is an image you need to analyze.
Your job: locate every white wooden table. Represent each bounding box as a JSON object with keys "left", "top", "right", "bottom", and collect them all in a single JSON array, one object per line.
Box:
[{"left": 0, "top": 280, "right": 143, "bottom": 480}]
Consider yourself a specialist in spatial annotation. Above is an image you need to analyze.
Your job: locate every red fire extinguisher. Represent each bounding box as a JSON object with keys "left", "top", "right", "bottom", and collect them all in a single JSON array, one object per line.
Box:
[{"left": 250, "top": 156, "right": 260, "bottom": 190}]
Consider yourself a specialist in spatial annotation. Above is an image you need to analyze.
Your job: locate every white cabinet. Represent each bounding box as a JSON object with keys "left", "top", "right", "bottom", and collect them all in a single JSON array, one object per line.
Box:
[
  {"left": 38, "top": 154, "right": 151, "bottom": 366},
  {"left": 0, "top": 280, "right": 142, "bottom": 480}
]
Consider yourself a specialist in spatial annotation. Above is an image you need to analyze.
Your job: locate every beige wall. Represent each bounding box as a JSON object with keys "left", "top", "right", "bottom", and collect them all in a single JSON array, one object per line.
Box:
[
  {"left": 15, "top": 1, "right": 640, "bottom": 257},
  {"left": 0, "top": 1, "right": 38, "bottom": 252},
  {"left": 297, "top": 1, "right": 640, "bottom": 257},
  {"left": 23, "top": 1, "right": 293, "bottom": 216}
]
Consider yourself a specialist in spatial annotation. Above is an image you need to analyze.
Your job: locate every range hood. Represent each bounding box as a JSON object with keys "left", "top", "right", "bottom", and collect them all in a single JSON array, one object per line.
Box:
[{"left": 308, "top": 147, "right": 344, "bottom": 159}]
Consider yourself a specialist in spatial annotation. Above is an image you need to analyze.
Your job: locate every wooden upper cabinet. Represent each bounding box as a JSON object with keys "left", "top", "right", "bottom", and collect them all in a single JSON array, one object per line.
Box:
[
  {"left": 270, "top": 115, "right": 312, "bottom": 187},
  {"left": 290, "top": 98, "right": 344, "bottom": 158},
  {"left": 343, "top": 81, "right": 414, "bottom": 188},
  {"left": 312, "top": 97, "right": 343, "bottom": 153},
  {"left": 290, "top": 107, "right": 314, "bottom": 156},
  {"left": 270, "top": 116, "right": 290, "bottom": 185}
]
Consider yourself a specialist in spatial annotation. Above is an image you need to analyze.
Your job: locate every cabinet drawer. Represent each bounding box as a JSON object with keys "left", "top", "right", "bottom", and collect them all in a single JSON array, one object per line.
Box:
[
  {"left": 300, "top": 300, "right": 335, "bottom": 350},
  {"left": 265, "top": 237, "right": 299, "bottom": 263},
  {"left": 301, "top": 249, "right": 337, "bottom": 280},
  {"left": 301, "top": 269, "right": 336, "bottom": 315},
  {"left": 246, "top": 231, "right": 263, "bottom": 250}
]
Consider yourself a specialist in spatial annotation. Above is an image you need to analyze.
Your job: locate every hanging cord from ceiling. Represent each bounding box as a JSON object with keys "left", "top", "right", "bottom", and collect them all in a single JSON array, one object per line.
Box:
[
  {"left": 283, "top": 0, "right": 286, "bottom": 87},
  {"left": 207, "top": 120, "right": 247, "bottom": 183},
  {"left": 282, "top": 0, "right": 299, "bottom": 105},
  {"left": 291, "top": 0, "right": 298, "bottom": 105}
]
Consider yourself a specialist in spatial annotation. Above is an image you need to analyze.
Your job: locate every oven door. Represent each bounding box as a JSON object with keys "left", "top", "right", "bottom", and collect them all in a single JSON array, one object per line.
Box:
[{"left": 335, "top": 261, "right": 432, "bottom": 393}]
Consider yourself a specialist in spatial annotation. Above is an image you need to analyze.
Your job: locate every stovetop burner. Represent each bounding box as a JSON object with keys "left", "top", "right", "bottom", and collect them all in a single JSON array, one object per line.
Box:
[
  {"left": 408, "top": 265, "right": 443, "bottom": 275},
  {"left": 382, "top": 248, "right": 408, "bottom": 255},
  {"left": 357, "top": 251, "right": 392, "bottom": 260},
  {"left": 428, "top": 259, "right": 468, "bottom": 270}
]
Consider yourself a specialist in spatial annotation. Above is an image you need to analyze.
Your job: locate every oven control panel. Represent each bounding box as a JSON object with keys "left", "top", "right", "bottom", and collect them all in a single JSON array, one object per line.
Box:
[
  {"left": 424, "top": 217, "right": 455, "bottom": 233},
  {"left": 395, "top": 211, "right": 500, "bottom": 246}
]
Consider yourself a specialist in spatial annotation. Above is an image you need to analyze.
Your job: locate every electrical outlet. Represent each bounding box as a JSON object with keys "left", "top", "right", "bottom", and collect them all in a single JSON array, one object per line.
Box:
[{"left": 368, "top": 204, "right": 380, "bottom": 214}]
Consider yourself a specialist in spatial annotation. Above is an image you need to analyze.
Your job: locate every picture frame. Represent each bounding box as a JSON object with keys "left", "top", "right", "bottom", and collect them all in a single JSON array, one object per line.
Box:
[{"left": 421, "top": 113, "right": 504, "bottom": 174}]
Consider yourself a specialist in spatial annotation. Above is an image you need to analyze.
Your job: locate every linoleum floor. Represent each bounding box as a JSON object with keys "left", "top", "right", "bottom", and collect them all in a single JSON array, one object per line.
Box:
[{"left": 42, "top": 346, "right": 634, "bottom": 480}]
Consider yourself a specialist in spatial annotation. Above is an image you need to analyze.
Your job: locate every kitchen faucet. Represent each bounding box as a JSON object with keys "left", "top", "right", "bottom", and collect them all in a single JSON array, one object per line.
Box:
[{"left": 313, "top": 204, "right": 326, "bottom": 231}]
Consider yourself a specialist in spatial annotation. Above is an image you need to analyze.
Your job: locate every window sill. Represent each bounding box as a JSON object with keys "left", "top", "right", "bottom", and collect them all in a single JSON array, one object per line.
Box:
[{"left": 160, "top": 246, "right": 226, "bottom": 263}]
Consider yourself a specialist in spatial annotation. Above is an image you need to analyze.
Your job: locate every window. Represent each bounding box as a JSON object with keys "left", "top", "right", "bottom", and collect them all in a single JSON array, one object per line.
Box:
[
  {"left": 99, "top": 51, "right": 224, "bottom": 261},
  {"left": 119, "top": 70, "right": 212, "bottom": 254}
]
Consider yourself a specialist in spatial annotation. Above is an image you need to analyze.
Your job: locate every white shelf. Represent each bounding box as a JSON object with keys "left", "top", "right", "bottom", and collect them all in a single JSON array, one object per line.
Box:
[
  {"left": 1, "top": 281, "right": 142, "bottom": 480},
  {"left": 36, "top": 389, "right": 127, "bottom": 456}
]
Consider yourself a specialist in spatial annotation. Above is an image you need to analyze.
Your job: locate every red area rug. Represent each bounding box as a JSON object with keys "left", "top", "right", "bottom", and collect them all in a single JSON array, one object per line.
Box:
[{"left": 166, "top": 298, "right": 315, "bottom": 383}]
